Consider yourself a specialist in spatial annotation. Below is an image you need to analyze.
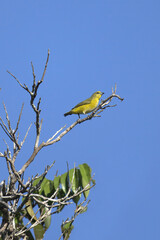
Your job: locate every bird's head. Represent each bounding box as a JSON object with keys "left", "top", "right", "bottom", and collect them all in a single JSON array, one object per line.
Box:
[{"left": 91, "top": 91, "right": 104, "bottom": 99}]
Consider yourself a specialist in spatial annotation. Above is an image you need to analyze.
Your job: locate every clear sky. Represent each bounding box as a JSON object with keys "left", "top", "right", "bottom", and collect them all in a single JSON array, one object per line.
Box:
[{"left": 0, "top": 1, "right": 160, "bottom": 239}]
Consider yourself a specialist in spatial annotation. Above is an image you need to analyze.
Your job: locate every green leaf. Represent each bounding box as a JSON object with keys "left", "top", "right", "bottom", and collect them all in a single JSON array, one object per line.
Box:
[
  {"left": 43, "top": 180, "right": 53, "bottom": 197},
  {"left": 39, "top": 178, "right": 49, "bottom": 195},
  {"left": 44, "top": 214, "right": 51, "bottom": 230},
  {"left": 32, "top": 177, "right": 43, "bottom": 187},
  {"left": 25, "top": 198, "right": 37, "bottom": 221},
  {"left": 79, "top": 163, "right": 92, "bottom": 198},
  {"left": 34, "top": 224, "right": 45, "bottom": 240},
  {"left": 38, "top": 179, "right": 56, "bottom": 198},
  {"left": 61, "top": 222, "right": 74, "bottom": 240},
  {"left": 53, "top": 175, "right": 65, "bottom": 208},
  {"left": 69, "top": 168, "right": 81, "bottom": 204},
  {"left": 60, "top": 172, "right": 69, "bottom": 194},
  {"left": 32, "top": 177, "right": 43, "bottom": 193},
  {"left": 69, "top": 168, "right": 80, "bottom": 193},
  {"left": 41, "top": 206, "right": 51, "bottom": 230},
  {"left": 53, "top": 175, "right": 60, "bottom": 190}
]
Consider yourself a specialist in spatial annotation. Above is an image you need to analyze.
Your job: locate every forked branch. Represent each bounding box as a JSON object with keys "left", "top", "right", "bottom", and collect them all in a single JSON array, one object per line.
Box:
[{"left": 7, "top": 49, "right": 50, "bottom": 149}]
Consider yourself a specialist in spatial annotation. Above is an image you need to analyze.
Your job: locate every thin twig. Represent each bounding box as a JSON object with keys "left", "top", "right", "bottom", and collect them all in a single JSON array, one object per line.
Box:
[
  {"left": 40, "top": 49, "right": 50, "bottom": 84},
  {"left": 47, "top": 125, "right": 66, "bottom": 143},
  {"left": 0, "top": 118, "right": 13, "bottom": 141},
  {"left": 31, "top": 62, "right": 36, "bottom": 91},
  {"left": 7, "top": 71, "right": 26, "bottom": 90},
  {"left": 14, "top": 103, "right": 24, "bottom": 134},
  {"left": 20, "top": 123, "right": 32, "bottom": 147}
]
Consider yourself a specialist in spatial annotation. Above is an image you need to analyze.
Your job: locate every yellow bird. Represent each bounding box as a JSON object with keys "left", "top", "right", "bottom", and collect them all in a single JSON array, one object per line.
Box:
[{"left": 64, "top": 91, "right": 104, "bottom": 118}]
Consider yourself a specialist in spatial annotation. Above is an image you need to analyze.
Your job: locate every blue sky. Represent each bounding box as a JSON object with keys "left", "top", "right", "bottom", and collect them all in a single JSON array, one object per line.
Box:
[{"left": 0, "top": 1, "right": 160, "bottom": 239}]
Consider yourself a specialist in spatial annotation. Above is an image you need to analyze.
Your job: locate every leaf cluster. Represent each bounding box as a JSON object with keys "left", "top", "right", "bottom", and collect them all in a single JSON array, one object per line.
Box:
[{"left": 20, "top": 163, "right": 94, "bottom": 239}]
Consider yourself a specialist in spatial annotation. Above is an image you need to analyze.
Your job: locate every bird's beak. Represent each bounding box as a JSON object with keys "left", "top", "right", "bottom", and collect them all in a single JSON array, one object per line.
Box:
[{"left": 101, "top": 92, "right": 104, "bottom": 95}]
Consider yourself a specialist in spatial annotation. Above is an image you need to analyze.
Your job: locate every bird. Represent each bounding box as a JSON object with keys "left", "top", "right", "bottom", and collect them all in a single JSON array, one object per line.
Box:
[{"left": 64, "top": 91, "right": 104, "bottom": 118}]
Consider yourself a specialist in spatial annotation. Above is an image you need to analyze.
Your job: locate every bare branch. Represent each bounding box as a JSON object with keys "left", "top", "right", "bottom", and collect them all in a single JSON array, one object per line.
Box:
[
  {"left": 15, "top": 204, "right": 41, "bottom": 236},
  {"left": 34, "top": 118, "right": 42, "bottom": 149},
  {"left": 0, "top": 103, "right": 21, "bottom": 150},
  {"left": 3, "top": 103, "right": 12, "bottom": 131},
  {"left": 47, "top": 125, "right": 66, "bottom": 143},
  {"left": 15, "top": 181, "right": 93, "bottom": 237},
  {"left": 7, "top": 51, "right": 50, "bottom": 153},
  {"left": 44, "top": 84, "right": 124, "bottom": 146},
  {"left": 19, "top": 85, "right": 123, "bottom": 175},
  {"left": 0, "top": 152, "right": 4, "bottom": 157},
  {"left": 0, "top": 113, "right": 13, "bottom": 141},
  {"left": 14, "top": 103, "right": 24, "bottom": 134},
  {"left": 16, "top": 161, "right": 55, "bottom": 214},
  {"left": 0, "top": 200, "right": 14, "bottom": 212},
  {"left": 20, "top": 123, "right": 32, "bottom": 148},
  {"left": 40, "top": 49, "right": 50, "bottom": 84},
  {"left": 3, "top": 139, "right": 12, "bottom": 176},
  {"left": 0, "top": 122, "right": 13, "bottom": 141},
  {"left": 7, "top": 70, "right": 26, "bottom": 90},
  {"left": 31, "top": 61, "right": 36, "bottom": 91}
]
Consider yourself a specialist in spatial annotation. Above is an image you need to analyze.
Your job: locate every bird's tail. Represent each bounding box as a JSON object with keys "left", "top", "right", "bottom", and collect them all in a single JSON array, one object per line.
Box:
[{"left": 64, "top": 111, "right": 72, "bottom": 117}]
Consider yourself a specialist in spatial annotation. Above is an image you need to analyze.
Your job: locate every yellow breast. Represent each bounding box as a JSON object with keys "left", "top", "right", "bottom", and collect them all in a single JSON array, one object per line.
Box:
[{"left": 71, "top": 98, "right": 99, "bottom": 114}]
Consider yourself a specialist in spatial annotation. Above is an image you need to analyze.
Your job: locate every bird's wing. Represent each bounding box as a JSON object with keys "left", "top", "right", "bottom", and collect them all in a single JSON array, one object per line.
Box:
[{"left": 72, "top": 97, "right": 91, "bottom": 109}]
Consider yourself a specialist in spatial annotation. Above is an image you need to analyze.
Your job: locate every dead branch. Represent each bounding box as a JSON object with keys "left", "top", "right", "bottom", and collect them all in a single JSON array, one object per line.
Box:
[
  {"left": 14, "top": 181, "right": 94, "bottom": 237},
  {"left": 14, "top": 103, "right": 24, "bottom": 134},
  {"left": 7, "top": 50, "right": 50, "bottom": 151},
  {"left": 18, "top": 84, "right": 123, "bottom": 175}
]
